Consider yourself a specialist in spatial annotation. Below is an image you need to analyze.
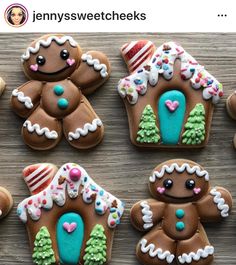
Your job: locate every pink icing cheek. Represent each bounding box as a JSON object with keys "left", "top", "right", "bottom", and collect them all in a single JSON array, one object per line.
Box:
[
  {"left": 193, "top": 187, "right": 201, "bottom": 194},
  {"left": 30, "top": 64, "right": 38, "bottom": 72},
  {"left": 157, "top": 187, "right": 166, "bottom": 194},
  {"left": 66, "top": 58, "right": 75, "bottom": 66}
]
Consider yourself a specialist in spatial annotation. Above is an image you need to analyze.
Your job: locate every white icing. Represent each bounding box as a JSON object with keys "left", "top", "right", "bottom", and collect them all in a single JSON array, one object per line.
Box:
[
  {"left": 81, "top": 53, "right": 108, "bottom": 78},
  {"left": 140, "top": 239, "right": 175, "bottom": 264},
  {"left": 21, "top": 35, "right": 78, "bottom": 61},
  {"left": 17, "top": 163, "right": 124, "bottom": 229},
  {"left": 68, "top": 118, "right": 102, "bottom": 141},
  {"left": 118, "top": 41, "right": 223, "bottom": 105},
  {"left": 149, "top": 163, "right": 209, "bottom": 183},
  {"left": 12, "top": 89, "right": 33, "bottom": 109},
  {"left": 140, "top": 201, "right": 153, "bottom": 229},
  {"left": 23, "top": 120, "right": 58, "bottom": 139},
  {"left": 210, "top": 188, "right": 230, "bottom": 217},
  {"left": 178, "top": 246, "right": 214, "bottom": 264}
]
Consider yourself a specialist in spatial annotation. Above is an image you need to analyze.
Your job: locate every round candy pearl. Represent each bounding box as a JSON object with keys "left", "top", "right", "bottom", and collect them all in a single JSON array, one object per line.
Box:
[
  {"left": 176, "top": 221, "right": 185, "bottom": 231},
  {"left": 69, "top": 168, "right": 81, "bottom": 182},
  {"left": 57, "top": 98, "right": 69, "bottom": 109},
  {"left": 53, "top": 84, "right": 64, "bottom": 96},
  {"left": 176, "top": 209, "right": 185, "bottom": 219}
]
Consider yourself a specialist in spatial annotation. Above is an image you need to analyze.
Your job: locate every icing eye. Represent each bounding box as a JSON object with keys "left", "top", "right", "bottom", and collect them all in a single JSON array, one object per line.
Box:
[
  {"left": 60, "top": 49, "right": 70, "bottom": 60},
  {"left": 185, "top": 179, "right": 195, "bottom": 190},
  {"left": 36, "top": 55, "right": 46, "bottom": 66},
  {"left": 163, "top": 179, "right": 173, "bottom": 189}
]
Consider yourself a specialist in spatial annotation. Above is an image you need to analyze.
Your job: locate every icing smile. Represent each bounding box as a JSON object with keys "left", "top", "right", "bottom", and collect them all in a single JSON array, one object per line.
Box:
[{"left": 37, "top": 65, "right": 70, "bottom": 75}]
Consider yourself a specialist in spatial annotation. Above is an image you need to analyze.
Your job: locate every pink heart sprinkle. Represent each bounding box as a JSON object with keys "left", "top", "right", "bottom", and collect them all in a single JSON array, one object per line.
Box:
[
  {"left": 67, "top": 58, "right": 75, "bottom": 66},
  {"left": 193, "top": 187, "right": 201, "bottom": 194},
  {"left": 157, "top": 187, "right": 165, "bottom": 194},
  {"left": 63, "top": 222, "right": 77, "bottom": 233},
  {"left": 165, "top": 100, "right": 179, "bottom": 112},
  {"left": 30, "top": 64, "right": 38, "bottom": 72}
]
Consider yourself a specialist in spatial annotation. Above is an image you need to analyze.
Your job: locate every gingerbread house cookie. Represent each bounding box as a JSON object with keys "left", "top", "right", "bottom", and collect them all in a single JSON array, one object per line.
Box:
[
  {"left": 17, "top": 163, "right": 124, "bottom": 265},
  {"left": 117, "top": 41, "right": 223, "bottom": 148},
  {"left": 11, "top": 34, "right": 111, "bottom": 150},
  {"left": 130, "top": 159, "right": 232, "bottom": 265}
]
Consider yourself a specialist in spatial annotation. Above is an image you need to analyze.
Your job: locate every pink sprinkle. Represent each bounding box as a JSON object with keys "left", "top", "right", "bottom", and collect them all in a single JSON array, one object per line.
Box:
[
  {"left": 178, "top": 51, "right": 184, "bottom": 55},
  {"left": 51, "top": 185, "right": 54, "bottom": 190},
  {"left": 36, "top": 209, "right": 41, "bottom": 217},
  {"left": 181, "top": 68, "right": 187, "bottom": 72},
  {"left": 57, "top": 185, "right": 63, "bottom": 190},
  {"left": 43, "top": 191, "right": 46, "bottom": 196},
  {"left": 24, "top": 204, "right": 27, "bottom": 208},
  {"left": 38, "top": 198, "right": 41, "bottom": 203}
]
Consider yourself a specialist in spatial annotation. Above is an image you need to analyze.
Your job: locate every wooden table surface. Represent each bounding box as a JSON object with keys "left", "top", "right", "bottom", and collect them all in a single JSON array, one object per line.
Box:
[{"left": 0, "top": 33, "right": 235, "bottom": 265}]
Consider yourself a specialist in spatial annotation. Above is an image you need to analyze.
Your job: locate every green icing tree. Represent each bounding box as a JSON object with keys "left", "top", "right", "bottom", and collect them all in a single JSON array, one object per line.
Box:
[
  {"left": 83, "top": 224, "right": 107, "bottom": 265},
  {"left": 136, "top": 105, "right": 160, "bottom": 143},
  {"left": 182, "top": 103, "right": 206, "bottom": 145},
  {"left": 32, "top": 226, "right": 56, "bottom": 265}
]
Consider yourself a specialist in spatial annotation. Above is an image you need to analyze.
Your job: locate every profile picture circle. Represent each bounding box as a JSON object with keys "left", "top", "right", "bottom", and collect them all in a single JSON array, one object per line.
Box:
[{"left": 5, "top": 3, "right": 28, "bottom": 27}]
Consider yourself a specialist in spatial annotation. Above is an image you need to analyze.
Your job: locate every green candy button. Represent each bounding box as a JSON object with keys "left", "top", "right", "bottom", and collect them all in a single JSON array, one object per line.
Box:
[
  {"left": 176, "top": 221, "right": 185, "bottom": 231},
  {"left": 57, "top": 98, "right": 69, "bottom": 109},
  {"left": 53, "top": 85, "right": 64, "bottom": 96},
  {"left": 176, "top": 209, "right": 185, "bottom": 219}
]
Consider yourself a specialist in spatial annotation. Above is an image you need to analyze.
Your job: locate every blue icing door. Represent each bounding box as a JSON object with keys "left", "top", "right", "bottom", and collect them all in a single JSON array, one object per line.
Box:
[
  {"left": 57, "top": 212, "right": 84, "bottom": 265},
  {"left": 158, "top": 90, "right": 186, "bottom": 145}
]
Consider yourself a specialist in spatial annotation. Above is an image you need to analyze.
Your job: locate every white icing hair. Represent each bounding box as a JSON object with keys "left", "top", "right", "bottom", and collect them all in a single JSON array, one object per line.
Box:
[
  {"left": 149, "top": 162, "right": 209, "bottom": 183},
  {"left": 21, "top": 35, "right": 78, "bottom": 61}
]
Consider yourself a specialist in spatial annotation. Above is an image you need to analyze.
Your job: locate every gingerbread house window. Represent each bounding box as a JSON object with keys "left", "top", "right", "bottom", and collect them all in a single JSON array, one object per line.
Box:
[{"left": 118, "top": 41, "right": 223, "bottom": 148}]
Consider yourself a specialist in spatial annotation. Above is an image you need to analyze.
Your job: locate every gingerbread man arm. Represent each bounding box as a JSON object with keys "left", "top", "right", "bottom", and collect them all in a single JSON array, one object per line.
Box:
[
  {"left": 71, "top": 51, "right": 111, "bottom": 95},
  {"left": 11, "top": 80, "right": 43, "bottom": 118},
  {"left": 196, "top": 187, "right": 233, "bottom": 222},
  {"left": 130, "top": 199, "right": 165, "bottom": 232}
]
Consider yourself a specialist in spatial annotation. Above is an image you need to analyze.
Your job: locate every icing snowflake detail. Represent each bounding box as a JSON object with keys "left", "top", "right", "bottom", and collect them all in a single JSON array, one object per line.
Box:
[{"left": 118, "top": 41, "right": 223, "bottom": 105}]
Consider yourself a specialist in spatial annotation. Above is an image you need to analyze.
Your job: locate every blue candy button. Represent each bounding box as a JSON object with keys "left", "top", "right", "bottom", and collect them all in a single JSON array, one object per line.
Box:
[
  {"left": 176, "top": 209, "right": 185, "bottom": 219},
  {"left": 53, "top": 85, "right": 64, "bottom": 96},
  {"left": 57, "top": 98, "right": 69, "bottom": 109},
  {"left": 176, "top": 221, "right": 185, "bottom": 231}
]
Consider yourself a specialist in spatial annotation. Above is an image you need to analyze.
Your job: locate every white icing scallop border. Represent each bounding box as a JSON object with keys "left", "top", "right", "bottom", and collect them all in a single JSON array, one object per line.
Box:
[
  {"left": 140, "top": 239, "right": 175, "bottom": 264},
  {"left": 140, "top": 201, "right": 153, "bottom": 230},
  {"left": 21, "top": 35, "right": 78, "bottom": 61},
  {"left": 210, "top": 188, "right": 230, "bottom": 217},
  {"left": 149, "top": 163, "right": 209, "bottom": 183},
  {"left": 12, "top": 89, "right": 33, "bottom": 109},
  {"left": 178, "top": 246, "right": 214, "bottom": 264}
]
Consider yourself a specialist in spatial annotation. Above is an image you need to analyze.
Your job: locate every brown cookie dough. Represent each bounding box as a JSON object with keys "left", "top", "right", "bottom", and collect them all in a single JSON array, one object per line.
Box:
[
  {"left": 17, "top": 163, "right": 124, "bottom": 265},
  {"left": 0, "top": 187, "right": 13, "bottom": 219},
  {"left": 118, "top": 41, "right": 223, "bottom": 148},
  {"left": 226, "top": 91, "right": 236, "bottom": 149},
  {"left": 0, "top": 77, "right": 6, "bottom": 96},
  {"left": 11, "top": 34, "right": 111, "bottom": 150},
  {"left": 130, "top": 159, "right": 232, "bottom": 265}
]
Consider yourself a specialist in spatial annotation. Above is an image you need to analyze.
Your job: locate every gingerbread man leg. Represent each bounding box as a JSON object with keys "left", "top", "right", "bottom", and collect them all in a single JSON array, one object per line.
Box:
[
  {"left": 63, "top": 95, "right": 104, "bottom": 149},
  {"left": 137, "top": 228, "right": 176, "bottom": 265},
  {"left": 176, "top": 225, "right": 214, "bottom": 265},
  {"left": 22, "top": 106, "right": 62, "bottom": 150}
]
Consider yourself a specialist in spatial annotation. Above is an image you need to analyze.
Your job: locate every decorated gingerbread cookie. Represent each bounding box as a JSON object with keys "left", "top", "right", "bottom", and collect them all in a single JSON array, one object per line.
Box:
[
  {"left": 130, "top": 159, "right": 232, "bottom": 265},
  {"left": 226, "top": 91, "right": 236, "bottom": 148},
  {"left": 17, "top": 163, "right": 124, "bottom": 265},
  {"left": 0, "top": 186, "right": 13, "bottom": 219},
  {"left": 0, "top": 77, "right": 6, "bottom": 96},
  {"left": 11, "top": 34, "right": 111, "bottom": 150},
  {"left": 117, "top": 41, "right": 223, "bottom": 148}
]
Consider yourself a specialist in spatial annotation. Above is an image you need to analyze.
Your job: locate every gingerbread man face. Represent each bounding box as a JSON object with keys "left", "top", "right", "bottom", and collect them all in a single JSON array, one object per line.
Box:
[
  {"left": 22, "top": 35, "right": 81, "bottom": 82},
  {"left": 149, "top": 160, "right": 210, "bottom": 203},
  {"left": 11, "top": 34, "right": 111, "bottom": 150},
  {"left": 130, "top": 159, "right": 232, "bottom": 265}
]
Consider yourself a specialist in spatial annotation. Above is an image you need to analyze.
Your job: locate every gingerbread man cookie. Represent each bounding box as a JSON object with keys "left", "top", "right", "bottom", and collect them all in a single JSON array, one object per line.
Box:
[
  {"left": 17, "top": 163, "right": 124, "bottom": 265},
  {"left": 117, "top": 41, "right": 223, "bottom": 148},
  {"left": 0, "top": 186, "right": 13, "bottom": 219},
  {"left": 11, "top": 34, "right": 111, "bottom": 150},
  {"left": 130, "top": 159, "right": 232, "bottom": 265},
  {"left": 226, "top": 91, "right": 236, "bottom": 148}
]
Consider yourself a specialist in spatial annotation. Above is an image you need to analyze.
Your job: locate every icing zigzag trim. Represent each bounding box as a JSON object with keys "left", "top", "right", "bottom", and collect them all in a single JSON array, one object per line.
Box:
[
  {"left": 68, "top": 118, "right": 102, "bottom": 141},
  {"left": 178, "top": 246, "right": 214, "bottom": 264},
  {"left": 140, "top": 201, "right": 153, "bottom": 230},
  {"left": 210, "top": 188, "right": 230, "bottom": 217},
  {"left": 140, "top": 239, "right": 175, "bottom": 264},
  {"left": 12, "top": 89, "right": 33, "bottom": 109},
  {"left": 149, "top": 163, "right": 209, "bottom": 182},
  {"left": 23, "top": 120, "right": 58, "bottom": 139},
  {"left": 82, "top": 53, "right": 108, "bottom": 78},
  {"left": 22, "top": 35, "right": 78, "bottom": 61}
]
